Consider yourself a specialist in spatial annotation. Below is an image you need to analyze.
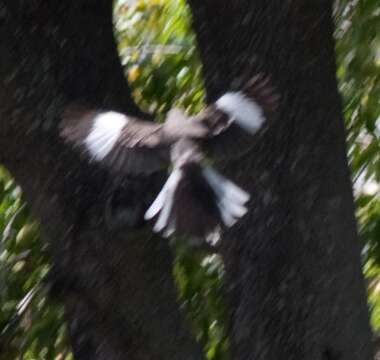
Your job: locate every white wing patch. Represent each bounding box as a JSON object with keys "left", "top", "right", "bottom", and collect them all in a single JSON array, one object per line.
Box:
[
  {"left": 84, "top": 111, "right": 128, "bottom": 161},
  {"left": 216, "top": 91, "right": 265, "bottom": 134}
]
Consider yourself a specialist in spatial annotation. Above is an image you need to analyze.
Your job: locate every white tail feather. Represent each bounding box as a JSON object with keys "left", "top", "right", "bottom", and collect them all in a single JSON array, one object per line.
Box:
[
  {"left": 219, "top": 197, "right": 248, "bottom": 218},
  {"left": 202, "top": 167, "right": 250, "bottom": 228},
  {"left": 144, "top": 169, "right": 182, "bottom": 221},
  {"left": 153, "top": 174, "right": 180, "bottom": 233},
  {"left": 149, "top": 170, "right": 181, "bottom": 233},
  {"left": 218, "top": 206, "right": 239, "bottom": 227},
  {"left": 162, "top": 215, "right": 176, "bottom": 238},
  {"left": 153, "top": 194, "right": 174, "bottom": 233},
  {"left": 145, "top": 165, "right": 250, "bottom": 236},
  {"left": 217, "top": 200, "right": 248, "bottom": 227},
  {"left": 202, "top": 167, "right": 250, "bottom": 203}
]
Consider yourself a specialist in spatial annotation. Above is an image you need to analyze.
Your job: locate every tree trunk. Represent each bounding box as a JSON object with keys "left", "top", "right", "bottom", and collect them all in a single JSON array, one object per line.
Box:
[
  {"left": 188, "top": 1, "right": 373, "bottom": 359},
  {"left": 0, "top": 1, "right": 202, "bottom": 359}
]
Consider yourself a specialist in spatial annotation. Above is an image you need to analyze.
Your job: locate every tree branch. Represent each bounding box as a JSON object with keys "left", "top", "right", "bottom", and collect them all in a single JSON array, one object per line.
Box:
[
  {"left": 188, "top": 1, "right": 373, "bottom": 359},
  {"left": 0, "top": 1, "right": 202, "bottom": 358}
]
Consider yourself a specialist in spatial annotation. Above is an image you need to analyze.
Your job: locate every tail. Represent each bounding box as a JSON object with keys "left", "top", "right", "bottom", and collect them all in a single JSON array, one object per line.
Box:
[{"left": 144, "top": 163, "right": 249, "bottom": 239}]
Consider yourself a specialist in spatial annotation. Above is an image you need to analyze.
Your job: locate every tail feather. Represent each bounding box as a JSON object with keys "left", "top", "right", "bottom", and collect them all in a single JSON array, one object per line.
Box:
[
  {"left": 203, "top": 167, "right": 249, "bottom": 227},
  {"left": 202, "top": 167, "right": 250, "bottom": 204},
  {"left": 144, "top": 163, "right": 249, "bottom": 239},
  {"left": 152, "top": 178, "right": 177, "bottom": 233},
  {"left": 144, "top": 169, "right": 182, "bottom": 221},
  {"left": 162, "top": 215, "right": 176, "bottom": 238},
  {"left": 219, "top": 197, "right": 247, "bottom": 218}
]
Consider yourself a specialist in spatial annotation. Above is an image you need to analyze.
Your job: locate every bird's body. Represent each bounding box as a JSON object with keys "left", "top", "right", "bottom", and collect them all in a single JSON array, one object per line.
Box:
[{"left": 60, "top": 75, "right": 278, "bottom": 239}]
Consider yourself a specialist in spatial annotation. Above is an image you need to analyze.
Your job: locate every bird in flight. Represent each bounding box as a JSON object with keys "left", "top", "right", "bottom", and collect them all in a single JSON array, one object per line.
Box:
[{"left": 60, "top": 75, "right": 278, "bottom": 240}]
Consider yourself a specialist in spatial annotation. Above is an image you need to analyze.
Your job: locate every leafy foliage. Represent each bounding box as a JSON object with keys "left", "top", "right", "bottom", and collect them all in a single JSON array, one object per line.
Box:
[
  {"left": 335, "top": 0, "right": 380, "bottom": 332},
  {"left": 0, "top": 0, "right": 379, "bottom": 358},
  {"left": 0, "top": 168, "right": 71, "bottom": 360},
  {"left": 114, "top": 0, "right": 205, "bottom": 116}
]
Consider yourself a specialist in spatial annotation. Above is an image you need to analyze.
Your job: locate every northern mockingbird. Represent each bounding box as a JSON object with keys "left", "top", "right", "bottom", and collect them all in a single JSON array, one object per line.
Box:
[{"left": 60, "top": 75, "right": 278, "bottom": 239}]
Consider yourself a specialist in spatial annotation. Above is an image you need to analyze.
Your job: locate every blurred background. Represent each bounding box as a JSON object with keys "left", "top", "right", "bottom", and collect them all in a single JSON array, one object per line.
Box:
[{"left": 0, "top": 0, "right": 379, "bottom": 359}]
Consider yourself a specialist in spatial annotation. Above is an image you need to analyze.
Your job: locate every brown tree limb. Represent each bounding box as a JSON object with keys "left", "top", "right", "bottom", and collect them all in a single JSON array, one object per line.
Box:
[
  {"left": 188, "top": 1, "right": 373, "bottom": 359},
  {"left": 0, "top": 1, "right": 202, "bottom": 358}
]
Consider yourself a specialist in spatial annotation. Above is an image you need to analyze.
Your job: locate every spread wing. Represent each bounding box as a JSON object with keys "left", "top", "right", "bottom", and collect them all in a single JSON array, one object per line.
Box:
[
  {"left": 193, "top": 74, "right": 280, "bottom": 159},
  {"left": 60, "top": 75, "right": 278, "bottom": 175},
  {"left": 60, "top": 106, "right": 210, "bottom": 176},
  {"left": 60, "top": 106, "right": 170, "bottom": 175}
]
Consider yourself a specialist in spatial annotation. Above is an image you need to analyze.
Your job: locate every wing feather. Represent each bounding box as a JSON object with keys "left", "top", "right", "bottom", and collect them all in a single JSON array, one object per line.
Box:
[
  {"left": 193, "top": 74, "right": 280, "bottom": 159},
  {"left": 60, "top": 106, "right": 169, "bottom": 175}
]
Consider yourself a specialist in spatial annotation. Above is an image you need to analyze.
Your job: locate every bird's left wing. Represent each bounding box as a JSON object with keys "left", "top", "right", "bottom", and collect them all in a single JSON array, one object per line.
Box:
[
  {"left": 60, "top": 106, "right": 170, "bottom": 175},
  {"left": 193, "top": 74, "right": 280, "bottom": 159}
]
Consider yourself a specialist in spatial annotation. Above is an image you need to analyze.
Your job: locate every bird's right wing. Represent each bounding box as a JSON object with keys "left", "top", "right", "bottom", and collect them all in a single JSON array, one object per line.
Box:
[{"left": 60, "top": 106, "right": 170, "bottom": 176}]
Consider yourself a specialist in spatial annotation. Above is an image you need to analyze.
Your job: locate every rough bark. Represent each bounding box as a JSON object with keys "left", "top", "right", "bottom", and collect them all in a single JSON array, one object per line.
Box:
[
  {"left": 0, "top": 1, "right": 202, "bottom": 359},
  {"left": 188, "top": 1, "right": 373, "bottom": 359}
]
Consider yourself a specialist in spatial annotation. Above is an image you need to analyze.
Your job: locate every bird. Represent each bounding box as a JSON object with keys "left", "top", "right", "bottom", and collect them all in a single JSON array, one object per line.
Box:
[{"left": 60, "top": 75, "right": 278, "bottom": 240}]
